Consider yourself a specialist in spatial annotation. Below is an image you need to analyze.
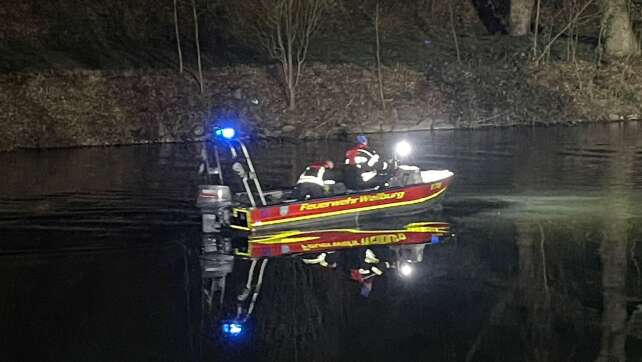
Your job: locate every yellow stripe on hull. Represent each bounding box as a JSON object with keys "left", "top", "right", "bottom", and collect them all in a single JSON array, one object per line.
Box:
[{"left": 251, "top": 186, "right": 448, "bottom": 228}]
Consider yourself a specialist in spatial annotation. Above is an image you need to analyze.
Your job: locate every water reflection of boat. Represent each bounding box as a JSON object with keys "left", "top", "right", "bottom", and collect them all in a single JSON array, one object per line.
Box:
[
  {"left": 195, "top": 128, "right": 454, "bottom": 233},
  {"left": 240, "top": 221, "right": 449, "bottom": 258},
  {"left": 200, "top": 219, "right": 451, "bottom": 339}
]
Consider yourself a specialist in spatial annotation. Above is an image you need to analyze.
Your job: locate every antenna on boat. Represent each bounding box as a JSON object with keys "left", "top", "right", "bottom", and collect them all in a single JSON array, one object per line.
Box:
[
  {"left": 213, "top": 127, "right": 267, "bottom": 207},
  {"left": 212, "top": 144, "right": 224, "bottom": 184},
  {"left": 228, "top": 142, "right": 267, "bottom": 207},
  {"left": 238, "top": 142, "right": 267, "bottom": 206}
]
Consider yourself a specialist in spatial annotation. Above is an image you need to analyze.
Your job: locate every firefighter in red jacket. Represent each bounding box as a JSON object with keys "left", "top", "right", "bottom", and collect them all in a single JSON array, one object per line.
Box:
[
  {"left": 344, "top": 135, "right": 388, "bottom": 189},
  {"left": 296, "top": 160, "right": 336, "bottom": 200}
]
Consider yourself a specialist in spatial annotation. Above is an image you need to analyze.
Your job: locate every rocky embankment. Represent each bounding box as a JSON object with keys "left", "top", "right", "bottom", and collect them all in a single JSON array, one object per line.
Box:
[{"left": 1, "top": 61, "right": 640, "bottom": 152}]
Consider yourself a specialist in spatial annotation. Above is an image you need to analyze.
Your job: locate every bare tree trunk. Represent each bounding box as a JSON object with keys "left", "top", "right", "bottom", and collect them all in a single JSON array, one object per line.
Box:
[
  {"left": 510, "top": 0, "right": 535, "bottom": 36},
  {"left": 566, "top": 3, "right": 573, "bottom": 61},
  {"left": 536, "top": 0, "right": 595, "bottom": 64},
  {"left": 240, "top": 0, "right": 327, "bottom": 110},
  {"left": 174, "top": 0, "right": 184, "bottom": 73},
  {"left": 448, "top": 1, "right": 461, "bottom": 64},
  {"left": 287, "top": 74, "right": 296, "bottom": 110},
  {"left": 532, "top": 0, "right": 541, "bottom": 58},
  {"left": 600, "top": 0, "right": 640, "bottom": 58},
  {"left": 430, "top": 0, "right": 435, "bottom": 20},
  {"left": 286, "top": 0, "right": 296, "bottom": 111},
  {"left": 192, "top": 0, "right": 204, "bottom": 94},
  {"left": 375, "top": 0, "right": 385, "bottom": 110},
  {"left": 570, "top": 1, "right": 578, "bottom": 63}
]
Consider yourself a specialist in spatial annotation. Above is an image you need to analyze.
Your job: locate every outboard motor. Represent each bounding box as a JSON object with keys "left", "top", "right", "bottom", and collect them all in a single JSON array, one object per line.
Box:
[
  {"left": 201, "top": 234, "right": 235, "bottom": 313},
  {"left": 197, "top": 185, "right": 232, "bottom": 233}
]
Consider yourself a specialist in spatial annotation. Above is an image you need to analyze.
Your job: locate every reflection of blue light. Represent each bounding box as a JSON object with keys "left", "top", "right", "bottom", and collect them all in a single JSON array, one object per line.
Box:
[
  {"left": 215, "top": 127, "right": 236, "bottom": 140},
  {"left": 222, "top": 322, "right": 243, "bottom": 336},
  {"left": 431, "top": 235, "right": 440, "bottom": 244}
]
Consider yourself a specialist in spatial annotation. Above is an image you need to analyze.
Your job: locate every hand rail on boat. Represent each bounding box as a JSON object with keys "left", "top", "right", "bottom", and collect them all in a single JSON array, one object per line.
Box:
[{"left": 207, "top": 127, "right": 267, "bottom": 207}]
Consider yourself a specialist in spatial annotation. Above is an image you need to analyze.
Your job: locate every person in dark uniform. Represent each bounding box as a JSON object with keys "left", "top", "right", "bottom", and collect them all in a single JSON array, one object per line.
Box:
[
  {"left": 296, "top": 160, "right": 336, "bottom": 200},
  {"left": 344, "top": 135, "right": 389, "bottom": 190}
]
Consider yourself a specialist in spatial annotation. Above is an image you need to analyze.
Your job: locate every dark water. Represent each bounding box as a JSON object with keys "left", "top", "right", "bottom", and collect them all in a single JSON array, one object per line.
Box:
[{"left": 1, "top": 123, "right": 641, "bottom": 361}]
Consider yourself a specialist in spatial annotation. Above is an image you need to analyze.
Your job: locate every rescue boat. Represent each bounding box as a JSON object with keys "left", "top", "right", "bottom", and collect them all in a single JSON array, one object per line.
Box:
[
  {"left": 196, "top": 127, "right": 455, "bottom": 233},
  {"left": 227, "top": 169, "right": 454, "bottom": 231}
]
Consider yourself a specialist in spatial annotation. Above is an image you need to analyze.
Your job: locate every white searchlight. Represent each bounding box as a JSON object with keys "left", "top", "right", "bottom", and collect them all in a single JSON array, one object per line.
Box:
[
  {"left": 400, "top": 263, "right": 413, "bottom": 277},
  {"left": 395, "top": 140, "right": 412, "bottom": 158}
]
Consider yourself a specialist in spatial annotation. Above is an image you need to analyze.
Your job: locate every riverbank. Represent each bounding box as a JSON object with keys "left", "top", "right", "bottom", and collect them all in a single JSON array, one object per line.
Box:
[{"left": 1, "top": 60, "right": 641, "bottom": 152}]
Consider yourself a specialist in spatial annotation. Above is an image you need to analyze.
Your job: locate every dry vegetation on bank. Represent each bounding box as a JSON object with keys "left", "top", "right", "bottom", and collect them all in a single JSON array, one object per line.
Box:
[{"left": 0, "top": 0, "right": 641, "bottom": 151}]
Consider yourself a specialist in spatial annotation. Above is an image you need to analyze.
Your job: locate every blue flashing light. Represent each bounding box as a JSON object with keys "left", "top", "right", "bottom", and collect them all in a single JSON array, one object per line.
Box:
[
  {"left": 215, "top": 127, "right": 236, "bottom": 140},
  {"left": 222, "top": 322, "right": 243, "bottom": 336}
]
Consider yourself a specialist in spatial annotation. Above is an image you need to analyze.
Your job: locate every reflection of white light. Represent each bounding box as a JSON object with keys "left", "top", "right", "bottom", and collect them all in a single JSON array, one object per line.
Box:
[
  {"left": 395, "top": 141, "right": 412, "bottom": 158},
  {"left": 400, "top": 264, "right": 413, "bottom": 277}
]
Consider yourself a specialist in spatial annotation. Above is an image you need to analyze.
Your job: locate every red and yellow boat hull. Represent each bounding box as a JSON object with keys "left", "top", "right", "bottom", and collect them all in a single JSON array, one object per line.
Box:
[{"left": 231, "top": 175, "right": 454, "bottom": 231}]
